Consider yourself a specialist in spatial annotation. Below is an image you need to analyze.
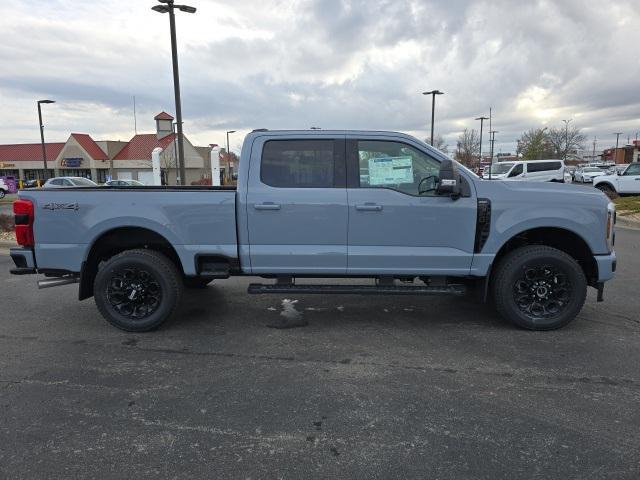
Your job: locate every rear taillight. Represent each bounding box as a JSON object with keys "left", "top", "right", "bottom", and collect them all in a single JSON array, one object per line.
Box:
[{"left": 13, "top": 199, "right": 34, "bottom": 247}]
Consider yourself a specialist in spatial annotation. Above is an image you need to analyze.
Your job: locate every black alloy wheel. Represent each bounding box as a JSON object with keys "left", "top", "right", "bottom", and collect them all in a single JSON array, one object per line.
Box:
[
  {"left": 94, "top": 249, "right": 182, "bottom": 332},
  {"left": 492, "top": 245, "right": 587, "bottom": 330}
]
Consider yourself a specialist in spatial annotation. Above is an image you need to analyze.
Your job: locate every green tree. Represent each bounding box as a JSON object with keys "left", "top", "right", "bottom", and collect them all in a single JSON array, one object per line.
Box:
[{"left": 518, "top": 128, "right": 555, "bottom": 160}]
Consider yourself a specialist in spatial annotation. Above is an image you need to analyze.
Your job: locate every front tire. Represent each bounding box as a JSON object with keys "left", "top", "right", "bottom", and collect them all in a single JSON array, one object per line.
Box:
[
  {"left": 596, "top": 184, "right": 618, "bottom": 199},
  {"left": 492, "top": 246, "right": 587, "bottom": 330},
  {"left": 94, "top": 249, "right": 183, "bottom": 332}
]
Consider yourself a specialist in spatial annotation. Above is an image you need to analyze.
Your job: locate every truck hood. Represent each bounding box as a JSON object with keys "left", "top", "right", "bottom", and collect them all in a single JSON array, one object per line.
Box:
[{"left": 474, "top": 179, "right": 610, "bottom": 208}]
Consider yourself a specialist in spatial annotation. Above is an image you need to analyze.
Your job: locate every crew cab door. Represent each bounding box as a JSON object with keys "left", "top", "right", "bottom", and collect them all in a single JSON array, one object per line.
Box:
[
  {"left": 345, "top": 138, "right": 477, "bottom": 275},
  {"left": 618, "top": 163, "right": 640, "bottom": 193},
  {"left": 245, "top": 137, "right": 348, "bottom": 274}
]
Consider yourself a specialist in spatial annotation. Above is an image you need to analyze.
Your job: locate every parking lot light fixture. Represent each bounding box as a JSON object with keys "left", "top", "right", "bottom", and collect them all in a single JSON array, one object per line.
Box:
[
  {"left": 422, "top": 90, "right": 444, "bottom": 146},
  {"left": 37, "top": 99, "right": 55, "bottom": 180},
  {"left": 152, "top": 0, "right": 196, "bottom": 185}
]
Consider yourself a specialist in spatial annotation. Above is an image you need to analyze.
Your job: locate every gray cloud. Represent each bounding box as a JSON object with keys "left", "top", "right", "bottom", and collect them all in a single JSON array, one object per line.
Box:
[{"left": 0, "top": 0, "right": 638, "bottom": 154}]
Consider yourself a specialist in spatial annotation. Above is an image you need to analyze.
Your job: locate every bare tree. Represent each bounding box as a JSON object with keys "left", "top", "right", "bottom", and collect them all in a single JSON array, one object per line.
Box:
[
  {"left": 454, "top": 129, "right": 480, "bottom": 168},
  {"left": 431, "top": 134, "right": 449, "bottom": 154},
  {"left": 547, "top": 125, "right": 586, "bottom": 160},
  {"left": 518, "top": 128, "right": 555, "bottom": 160}
]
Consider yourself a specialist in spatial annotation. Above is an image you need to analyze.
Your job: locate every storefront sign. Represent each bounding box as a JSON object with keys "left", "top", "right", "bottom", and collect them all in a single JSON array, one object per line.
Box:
[
  {"left": 0, "top": 163, "right": 16, "bottom": 168},
  {"left": 61, "top": 157, "right": 83, "bottom": 168}
]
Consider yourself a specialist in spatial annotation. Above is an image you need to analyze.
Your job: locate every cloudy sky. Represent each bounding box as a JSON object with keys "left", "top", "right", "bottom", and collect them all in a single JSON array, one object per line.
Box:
[{"left": 1, "top": 0, "right": 638, "bottom": 155}]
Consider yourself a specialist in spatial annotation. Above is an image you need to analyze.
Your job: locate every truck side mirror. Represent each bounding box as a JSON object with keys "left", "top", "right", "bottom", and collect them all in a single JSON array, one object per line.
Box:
[{"left": 437, "top": 159, "right": 461, "bottom": 199}]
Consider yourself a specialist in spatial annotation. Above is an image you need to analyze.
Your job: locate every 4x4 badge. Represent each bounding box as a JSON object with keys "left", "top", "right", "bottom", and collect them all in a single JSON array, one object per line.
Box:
[{"left": 42, "top": 202, "right": 79, "bottom": 211}]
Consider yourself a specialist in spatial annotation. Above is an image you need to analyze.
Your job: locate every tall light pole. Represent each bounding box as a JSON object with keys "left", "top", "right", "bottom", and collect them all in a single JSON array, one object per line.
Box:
[
  {"left": 226, "top": 130, "right": 236, "bottom": 183},
  {"left": 422, "top": 90, "right": 444, "bottom": 146},
  {"left": 489, "top": 130, "right": 498, "bottom": 180},
  {"left": 592, "top": 137, "right": 597, "bottom": 162},
  {"left": 37, "top": 99, "right": 55, "bottom": 180},
  {"left": 562, "top": 119, "right": 572, "bottom": 162},
  {"left": 613, "top": 132, "right": 622, "bottom": 163},
  {"left": 475, "top": 116, "right": 489, "bottom": 172},
  {"left": 152, "top": 0, "right": 197, "bottom": 185}
]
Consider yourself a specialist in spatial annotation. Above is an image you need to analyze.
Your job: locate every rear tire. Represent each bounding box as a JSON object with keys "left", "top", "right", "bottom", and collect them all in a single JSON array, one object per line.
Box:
[
  {"left": 0, "top": 189, "right": 5, "bottom": 199},
  {"left": 94, "top": 249, "right": 183, "bottom": 332},
  {"left": 492, "top": 245, "right": 587, "bottom": 330}
]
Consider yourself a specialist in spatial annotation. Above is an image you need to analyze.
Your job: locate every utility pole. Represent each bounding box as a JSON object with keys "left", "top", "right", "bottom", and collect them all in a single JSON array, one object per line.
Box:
[
  {"left": 422, "top": 90, "right": 444, "bottom": 146},
  {"left": 613, "top": 132, "right": 622, "bottom": 163},
  {"left": 475, "top": 116, "right": 489, "bottom": 172},
  {"left": 592, "top": 137, "right": 597, "bottom": 162},
  {"left": 226, "top": 130, "right": 236, "bottom": 183}
]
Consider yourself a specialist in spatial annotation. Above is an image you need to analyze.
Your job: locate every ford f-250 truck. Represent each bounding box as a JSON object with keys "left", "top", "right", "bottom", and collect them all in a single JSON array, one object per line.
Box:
[{"left": 10, "top": 130, "right": 617, "bottom": 332}]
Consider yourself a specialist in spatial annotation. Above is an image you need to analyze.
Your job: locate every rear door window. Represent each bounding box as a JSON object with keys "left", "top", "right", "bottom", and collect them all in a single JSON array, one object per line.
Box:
[
  {"left": 261, "top": 140, "right": 337, "bottom": 188},
  {"left": 527, "top": 161, "right": 561, "bottom": 172}
]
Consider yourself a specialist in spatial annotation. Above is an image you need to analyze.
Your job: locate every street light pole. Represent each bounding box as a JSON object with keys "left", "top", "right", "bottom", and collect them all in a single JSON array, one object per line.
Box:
[
  {"left": 152, "top": 0, "right": 197, "bottom": 185},
  {"left": 422, "top": 90, "right": 444, "bottom": 146},
  {"left": 562, "top": 119, "right": 572, "bottom": 162},
  {"left": 37, "top": 99, "right": 55, "bottom": 180},
  {"left": 226, "top": 130, "right": 236, "bottom": 183},
  {"left": 489, "top": 130, "right": 498, "bottom": 180},
  {"left": 475, "top": 116, "right": 489, "bottom": 173}
]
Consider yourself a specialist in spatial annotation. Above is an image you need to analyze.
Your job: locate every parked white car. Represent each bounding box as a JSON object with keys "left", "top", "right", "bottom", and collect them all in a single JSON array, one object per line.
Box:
[
  {"left": 593, "top": 163, "right": 640, "bottom": 197},
  {"left": 43, "top": 177, "right": 98, "bottom": 188},
  {"left": 574, "top": 167, "right": 606, "bottom": 184},
  {"left": 0, "top": 178, "right": 8, "bottom": 199},
  {"left": 483, "top": 160, "right": 565, "bottom": 182}
]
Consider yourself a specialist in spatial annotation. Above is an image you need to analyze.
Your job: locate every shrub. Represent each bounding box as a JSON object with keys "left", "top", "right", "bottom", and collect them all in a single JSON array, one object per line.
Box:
[{"left": 0, "top": 214, "right": 14, "bottom": 232}]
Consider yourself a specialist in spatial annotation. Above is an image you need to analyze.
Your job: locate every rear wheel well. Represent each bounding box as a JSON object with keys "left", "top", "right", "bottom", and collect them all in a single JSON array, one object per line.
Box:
[
  {"left": 79, "top": 227, "right": 183, "bottom": 300},
  {"left": 489, "top": 227, "right": 598, "bottom": 288}
]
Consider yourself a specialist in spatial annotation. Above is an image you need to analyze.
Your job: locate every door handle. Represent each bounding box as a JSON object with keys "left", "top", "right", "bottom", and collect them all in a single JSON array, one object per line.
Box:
[
  {"left": 254, "top": 202, "right": 281, "bottom": 210},
  {"left": 355, "top": 203, "right": 383, "bottom": 212}
]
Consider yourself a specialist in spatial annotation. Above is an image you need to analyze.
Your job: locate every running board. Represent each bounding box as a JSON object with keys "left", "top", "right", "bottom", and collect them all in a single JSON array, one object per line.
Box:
[{"left": 248, "top": 283, "right": 467, "bottom": 296}]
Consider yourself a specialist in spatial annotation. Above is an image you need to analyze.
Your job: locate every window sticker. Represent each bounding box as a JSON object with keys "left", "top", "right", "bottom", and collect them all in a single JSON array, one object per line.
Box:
[{"left": 367, "top": 156, "right": 413, "bottom": 185}]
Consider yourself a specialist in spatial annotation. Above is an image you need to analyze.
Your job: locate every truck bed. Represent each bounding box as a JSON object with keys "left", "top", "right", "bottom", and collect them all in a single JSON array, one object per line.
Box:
[{"left": 18, "top": 187, "right": 238, "bottom": 276}]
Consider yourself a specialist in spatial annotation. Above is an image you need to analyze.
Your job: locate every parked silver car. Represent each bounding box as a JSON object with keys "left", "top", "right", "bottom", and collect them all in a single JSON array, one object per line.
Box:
[
  {"left": 104, "top": 179, "right": 145, "bottom": 186},
  {"left": 43, "top": 177, "right": 98, "bottom": 188}
]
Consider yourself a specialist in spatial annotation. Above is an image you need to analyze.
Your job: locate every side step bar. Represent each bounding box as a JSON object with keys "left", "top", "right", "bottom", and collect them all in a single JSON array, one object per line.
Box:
[{"left": 248, "top": 283, "right": 467, "bottom": 296}]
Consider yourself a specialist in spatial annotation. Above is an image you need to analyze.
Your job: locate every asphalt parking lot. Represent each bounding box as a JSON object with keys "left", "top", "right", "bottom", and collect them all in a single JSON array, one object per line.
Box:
[{"left": 1, "top": 228, "right": 639, "bottom": 479}]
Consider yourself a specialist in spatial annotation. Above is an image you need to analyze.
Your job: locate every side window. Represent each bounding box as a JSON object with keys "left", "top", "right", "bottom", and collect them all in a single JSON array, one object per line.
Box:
[
  {"left": 508, "top": 164, "right": 523, "bottom": 177},
  {"left": 50, "top": 179, "right": 62, "bottom": 186},
  {"left": 527, "top": 162, "right": 560, "bottom": 173},
  {"left": 624, "top": 164, "right": 640, "bottom": 176},
  {"left": 358, "top": 140, "right": 440, "bottom": 196},
  {"left": 261, "top": 140, "right": 335, "bottom": 188}
]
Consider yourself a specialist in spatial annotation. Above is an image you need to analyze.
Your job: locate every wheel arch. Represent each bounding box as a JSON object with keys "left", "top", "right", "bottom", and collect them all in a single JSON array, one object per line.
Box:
[
  {"left": 79, "top": 226, "right": 184, "bottom": 300},
  {"left": 485, "top": 227, "right": 598, "bottom": 299}
]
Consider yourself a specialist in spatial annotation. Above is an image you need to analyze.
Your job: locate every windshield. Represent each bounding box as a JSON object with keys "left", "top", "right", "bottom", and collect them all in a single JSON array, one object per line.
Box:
[
  {"left": 583, "top": 167, "right": 601, "bottom": 173},
  {"left": 70, "top": 178, "right": 97, "bottom": 186},
  {"left": 490, "top": 163, "right": 514, "bottom": 174}
]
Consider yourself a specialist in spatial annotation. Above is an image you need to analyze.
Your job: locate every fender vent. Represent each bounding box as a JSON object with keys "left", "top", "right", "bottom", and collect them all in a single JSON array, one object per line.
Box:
[{"left": 474, "top": 199, "right": 491, "bottom": 253}]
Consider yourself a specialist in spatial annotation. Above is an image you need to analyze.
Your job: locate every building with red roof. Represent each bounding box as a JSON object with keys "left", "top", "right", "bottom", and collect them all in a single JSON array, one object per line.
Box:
[{"left": 0, "top": 112, "right": 212, "bottom": 185}]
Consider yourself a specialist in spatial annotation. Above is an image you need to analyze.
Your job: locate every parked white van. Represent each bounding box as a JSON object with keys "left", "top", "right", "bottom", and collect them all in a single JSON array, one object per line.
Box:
[{"left": 483, "top": 160, "right": 565, "bottom": 182}]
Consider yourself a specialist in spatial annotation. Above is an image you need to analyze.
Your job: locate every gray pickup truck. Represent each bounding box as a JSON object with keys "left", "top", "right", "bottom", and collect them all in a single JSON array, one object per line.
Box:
[{"left": 10, "top": 130, "right": 616, "bottom": 332}]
